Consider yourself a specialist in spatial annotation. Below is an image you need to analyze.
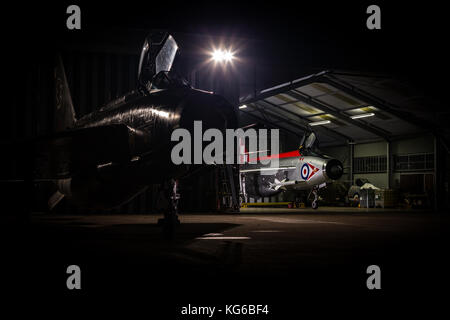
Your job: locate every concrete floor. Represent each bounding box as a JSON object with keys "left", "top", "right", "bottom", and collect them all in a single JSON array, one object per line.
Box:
[{"left": 3, "top": 207, "right": 449, "bottom": 316}]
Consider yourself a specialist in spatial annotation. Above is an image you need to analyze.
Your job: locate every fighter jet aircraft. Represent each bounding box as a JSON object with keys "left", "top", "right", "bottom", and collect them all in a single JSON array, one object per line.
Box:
[
  {"left": 239, "top": 131, "right": 343, "bottom": 209},
  {"left": 4, "top": 31, "right": 237, "bottom": 235}
]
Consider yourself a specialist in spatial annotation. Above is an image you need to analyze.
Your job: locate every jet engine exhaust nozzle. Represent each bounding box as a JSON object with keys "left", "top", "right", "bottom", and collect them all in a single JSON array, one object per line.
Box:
[{"left": 325, "top": 159, "right": 343, "bottom": 180}]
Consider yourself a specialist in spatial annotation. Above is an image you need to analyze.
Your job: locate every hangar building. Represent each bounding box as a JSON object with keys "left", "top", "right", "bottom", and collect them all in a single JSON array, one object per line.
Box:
[{"left": 237, "top": 71, "right": 449, "bottom": 210}]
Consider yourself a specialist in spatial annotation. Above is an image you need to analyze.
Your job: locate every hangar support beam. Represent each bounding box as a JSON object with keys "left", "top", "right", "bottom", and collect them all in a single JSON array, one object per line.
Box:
[
  {"left": 241, "top": 71, "right": 328, "bottom": 105},
  {"left": 256, "top": 100, "right": 352, "bottom": 143},
  {"left": 285, "top": 90, "right": 391, "bottom": 141},
  {"left": 349, "top": 141, "right": 354, "bottom": 185},
  {"left": 322, "top": 75, "right": 431, "bottom": 133},
  {"left": 386, "top": 141, "right": 390, "bottom": 189},
  {"left": 239, "top": 108, "right": 302, "bottom": 138},
  {"left": 249, "top": 104, "right": 313, "bottom": 137}
]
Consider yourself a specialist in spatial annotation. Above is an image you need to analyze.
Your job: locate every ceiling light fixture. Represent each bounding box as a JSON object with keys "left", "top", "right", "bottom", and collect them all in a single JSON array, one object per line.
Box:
[
  {"left": 350, "top": 112, "right": 375, "bottom": 119},
  {"left": 309, "top": 120, "right": 331, "bottom": 126}
]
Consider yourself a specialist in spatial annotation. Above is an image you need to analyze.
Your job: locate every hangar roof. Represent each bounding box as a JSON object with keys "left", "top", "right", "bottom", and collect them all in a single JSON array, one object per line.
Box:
[{"left": 239, "top": 71, "right": 448, "bottom": 147}]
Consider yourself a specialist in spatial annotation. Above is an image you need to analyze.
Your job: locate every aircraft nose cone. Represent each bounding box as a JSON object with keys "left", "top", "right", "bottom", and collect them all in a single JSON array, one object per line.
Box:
[{"left": 325, "top": 159, "right": 343, "bottom": 180}]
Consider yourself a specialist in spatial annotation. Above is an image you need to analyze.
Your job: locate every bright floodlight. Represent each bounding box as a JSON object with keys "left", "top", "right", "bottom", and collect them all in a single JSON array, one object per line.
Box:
[{"left": 212, "top": 49, "right": 234, "bottom": 63}]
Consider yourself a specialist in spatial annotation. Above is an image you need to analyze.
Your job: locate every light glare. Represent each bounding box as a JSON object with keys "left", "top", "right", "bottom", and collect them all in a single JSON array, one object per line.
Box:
[{"left": 212, "top": 49, "right": 234, "bottom": 63}]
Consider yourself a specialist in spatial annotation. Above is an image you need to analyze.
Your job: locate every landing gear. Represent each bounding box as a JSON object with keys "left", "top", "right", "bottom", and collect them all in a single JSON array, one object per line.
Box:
[
  {"left": 157, "top": 179, "right": 181, "bottom": 240},
  {"left": 311, "top": 187, "right": 319, "bottom": 210}
]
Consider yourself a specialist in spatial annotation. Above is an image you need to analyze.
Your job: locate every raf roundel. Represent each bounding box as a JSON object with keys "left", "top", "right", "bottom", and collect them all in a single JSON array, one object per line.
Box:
[{"left": 301, "top": 163, "right": 310, "bottom": 180}]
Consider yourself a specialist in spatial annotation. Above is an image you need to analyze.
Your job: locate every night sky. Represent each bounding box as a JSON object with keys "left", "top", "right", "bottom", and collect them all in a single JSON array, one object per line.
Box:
[{"left": 4, "top": 1, "right": 448, "bottom": 104}]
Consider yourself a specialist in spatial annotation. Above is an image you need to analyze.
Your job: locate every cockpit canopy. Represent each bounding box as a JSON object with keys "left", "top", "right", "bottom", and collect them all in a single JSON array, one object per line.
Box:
[
  {"left": 304, "top": 132, "right": 316, "bottom": 149},
  {"left": 299, "top": 131, "right": 316, "bottom": 150},
  {"left": 138, "top": 31, "right": 179, "bottom": 91}
]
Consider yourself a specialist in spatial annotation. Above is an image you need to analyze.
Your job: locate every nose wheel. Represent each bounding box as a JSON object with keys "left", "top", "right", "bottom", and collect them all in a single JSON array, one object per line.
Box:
[
  {"left": 157, "top": 179, "right": 181, "bottom": 240},
  {"left": 311, "top": 187, "right": 319, "bottom": 210}
]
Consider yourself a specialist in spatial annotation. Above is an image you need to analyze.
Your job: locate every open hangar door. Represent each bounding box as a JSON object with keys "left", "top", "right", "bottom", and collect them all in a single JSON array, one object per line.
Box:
[{"left": 237, "top": 70, "right": 450, "bottom": 210}]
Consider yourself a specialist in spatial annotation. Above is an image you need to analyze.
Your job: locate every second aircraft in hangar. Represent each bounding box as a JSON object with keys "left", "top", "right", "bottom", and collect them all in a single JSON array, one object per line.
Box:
[{"left": 240, "top": 131, "right": 344, "bottom": 209}]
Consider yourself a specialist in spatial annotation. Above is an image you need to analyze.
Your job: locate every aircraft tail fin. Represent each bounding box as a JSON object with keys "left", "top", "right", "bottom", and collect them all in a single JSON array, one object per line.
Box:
[{"left": 54, "top": 55, "right": 76, "bottom": 132}]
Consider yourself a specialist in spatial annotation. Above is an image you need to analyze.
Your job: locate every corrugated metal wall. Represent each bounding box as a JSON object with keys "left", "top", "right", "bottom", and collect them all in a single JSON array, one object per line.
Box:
[
  {"left": 9, "top": 49, "right": 162, "bottom": 214},
  {"left": 5, "top": 46, "right": 244, "bottom": 214},
  {"left": 65, "top": 50, "right": 158, "bottom": 214}
]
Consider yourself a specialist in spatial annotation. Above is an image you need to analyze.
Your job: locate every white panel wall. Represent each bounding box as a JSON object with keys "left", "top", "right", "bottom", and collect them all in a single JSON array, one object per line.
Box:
[
  {"left": 354, "top": 141, "right": 387, "bottom": 157},
  {"left": 321, "top": 133, "right": 434, "bottom": 190},
  {"left": 391, "top": 134, "right": 434, "bottom": 154}
]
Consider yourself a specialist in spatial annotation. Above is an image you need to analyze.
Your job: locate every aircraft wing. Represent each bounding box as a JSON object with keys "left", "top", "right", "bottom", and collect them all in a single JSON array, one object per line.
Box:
[
  {"left": 269, "top": 179, "right": 306, "bottom": 191},
  {"left": 1, "top": 123, "right": 144, "bottom": 181}
]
